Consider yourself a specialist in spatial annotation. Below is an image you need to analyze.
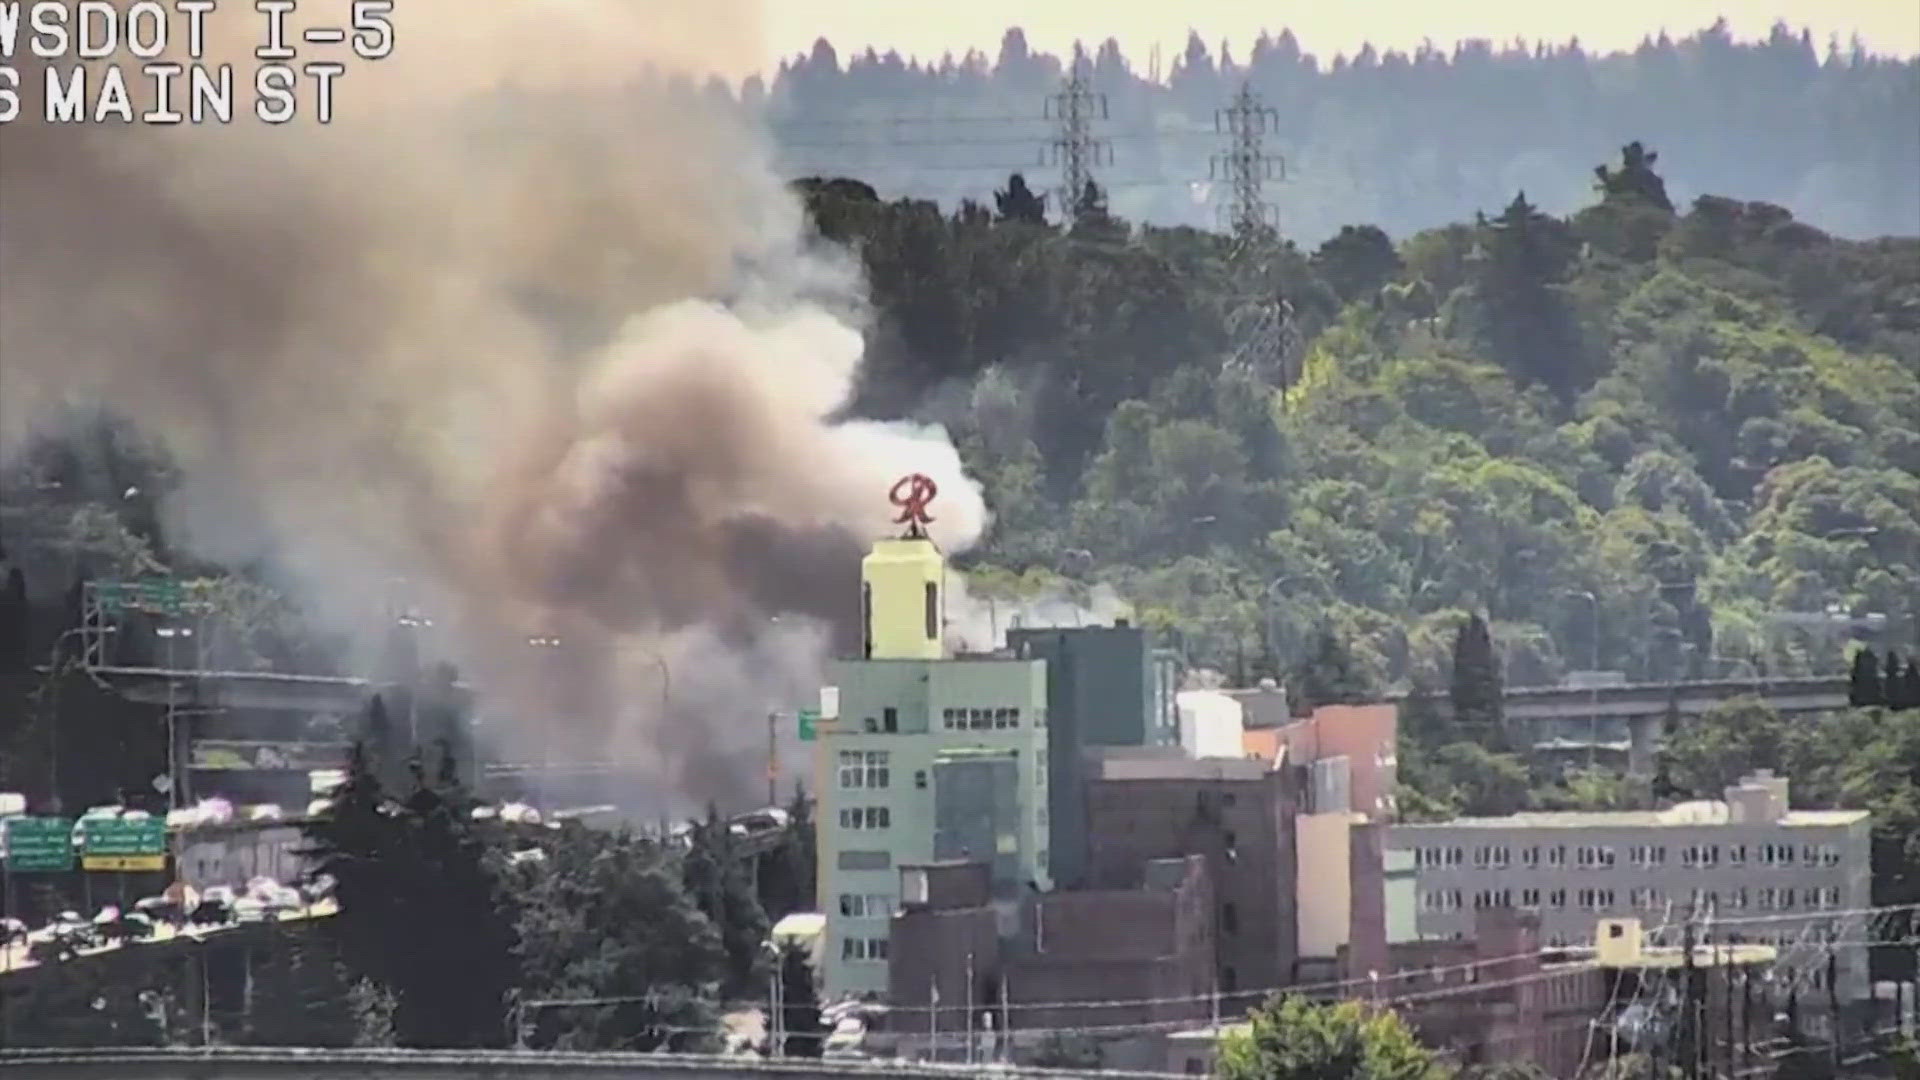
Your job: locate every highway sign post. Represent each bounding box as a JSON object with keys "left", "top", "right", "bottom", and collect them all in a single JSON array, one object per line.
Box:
[
  {"left": 798, "top": 709, "right": 819, "bottom": 743},
  {"left": 79, "top": 818, "right": 167, "bottom": 872},
  {"left": 2, "top": 817, "right": 76, "bottom": 873}
]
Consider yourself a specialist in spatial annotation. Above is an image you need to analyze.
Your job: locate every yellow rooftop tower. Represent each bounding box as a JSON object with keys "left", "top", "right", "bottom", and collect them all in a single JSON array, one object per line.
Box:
[{"left": 863, "top": 474, "right": 947, "bottom": 660}]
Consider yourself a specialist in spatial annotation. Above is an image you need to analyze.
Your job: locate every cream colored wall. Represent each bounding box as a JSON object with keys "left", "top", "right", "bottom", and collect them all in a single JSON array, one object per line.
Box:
[{"left": 1295, "top": 811, "right": 1354, "bottom": 957}]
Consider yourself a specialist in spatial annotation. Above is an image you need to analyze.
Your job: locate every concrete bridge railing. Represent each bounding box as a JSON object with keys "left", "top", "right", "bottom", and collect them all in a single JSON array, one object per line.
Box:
[{"left": 0, "top": 1048, "right": 1190, "bottom": 1080}]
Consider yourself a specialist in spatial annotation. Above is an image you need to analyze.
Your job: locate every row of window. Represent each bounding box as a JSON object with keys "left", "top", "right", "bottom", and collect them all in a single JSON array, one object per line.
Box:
[
  {"left": 838, "top": 751, "right": 890, "bottom": 790},
  {"left": 1422, "top": 883, "right": 1845, "bottom": 915},
  {"left": 839, "top": 806, "right": 890, "bottom": 830},
  {"left": 838, "top": 893, "right": 894, "bottom": 918},
  {"left": 841, "top": 936, "right": 889, "bottom": 962},
  {"left": 940, "top": 707, "right": 1029, "bottom": 731},
  {"left": 837, "top": 751, "right": 1047, "bottom": 795},
  {"left": 1415, "top": 841, "right": 1843, "bottom": 871}
]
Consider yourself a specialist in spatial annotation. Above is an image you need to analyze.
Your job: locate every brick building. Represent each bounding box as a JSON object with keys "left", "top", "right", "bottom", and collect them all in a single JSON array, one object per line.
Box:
[
  {"left": 1086, "top": 752, "right": 1298, "bottom": 1012},
  {"left": 885, "top": 856, "right": 1215, "bottom": 1059}
]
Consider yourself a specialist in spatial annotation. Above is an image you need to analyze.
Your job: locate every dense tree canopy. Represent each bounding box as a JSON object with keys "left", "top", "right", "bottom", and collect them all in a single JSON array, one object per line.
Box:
[
  {"left": 781, "top": 138, "right": 1919, "bottom": 696},
  {"left": 1216, "top": 994, "right": 1450, "bottom": 1080}
]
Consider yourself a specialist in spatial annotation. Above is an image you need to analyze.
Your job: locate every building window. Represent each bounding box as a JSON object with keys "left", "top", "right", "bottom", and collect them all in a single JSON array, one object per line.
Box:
[
  {"left": 882, "top": 707, "right": 898, "bottom": 733},
  {"left": 839, "top": 751, "right": 887, "bottom": 789},
  {"left": 1727, "top": 843, "right": 1746, "bottom": 867},
  {"left": 839, "top": 894, "right": 894, "bottom": 918},
  {"left": 842, "top": 936, "right": 890, "bottom": 962},
  {"left": 839, "top": 806, "right": 891, "bottom": 830},
  {"left": 1820, "top": 844, "right": 1840, "bottom": 867},
  {"left": 914, "top": 770, "right": 927, "bottom": 790},
  {"left": 1521, "top": 888, "right": 1540, "bottom": 907},
  {"left": 1546, "top": 845, "right": 1565, "bottom": 868},
  {"left": 1447, "top": 846, "right": 1464, "bottom": 867},
  {"left": 1520, "top": 846, "right": 1539, "bottom": 868},
  {"left": 924, "top": 582, "right": 938, "bottom": 640}
]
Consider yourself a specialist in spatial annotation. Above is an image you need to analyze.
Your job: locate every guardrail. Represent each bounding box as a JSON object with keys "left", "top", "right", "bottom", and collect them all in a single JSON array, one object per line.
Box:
[{"left": 0, "top": 1047, "right": 1189, "bottom": 1079}]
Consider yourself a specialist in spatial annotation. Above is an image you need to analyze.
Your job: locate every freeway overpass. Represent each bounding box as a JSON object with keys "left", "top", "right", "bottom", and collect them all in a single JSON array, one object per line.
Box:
[
  {"left": 1389, "top": 674, "right": 1850, "bottom": 771},
  {"left": 0, "top": 1049, "right": 1182, "bottom": 1079}
]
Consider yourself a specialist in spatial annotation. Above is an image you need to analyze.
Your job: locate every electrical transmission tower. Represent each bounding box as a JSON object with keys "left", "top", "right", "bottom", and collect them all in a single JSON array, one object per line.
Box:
[
  {"left": 1210, "top": 82, "right": 1284, "bottom": 244},
  {"left": 1213, "top": 82, "right": 1296, "bottom": 393},
  {"left": 1044, "top": 66, "right": 1111, "bottom": 222}
]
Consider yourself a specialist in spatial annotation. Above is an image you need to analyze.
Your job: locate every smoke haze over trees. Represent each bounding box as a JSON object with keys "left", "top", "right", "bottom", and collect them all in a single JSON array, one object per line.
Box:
[{"left": 753, "top": 21, "right": 1919, "bottom": 242}]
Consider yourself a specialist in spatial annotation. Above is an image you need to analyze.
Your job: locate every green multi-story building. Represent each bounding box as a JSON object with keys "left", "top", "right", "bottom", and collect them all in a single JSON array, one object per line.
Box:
[{"left": 816, "top": 534, "right": 1052, "bottom": 1001}]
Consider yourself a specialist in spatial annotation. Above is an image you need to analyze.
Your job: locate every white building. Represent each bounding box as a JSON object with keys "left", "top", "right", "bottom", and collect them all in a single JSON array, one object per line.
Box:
[
  {"left": 1388, "top": 770, "right": 1872, "bottom": 1004},
  {"left": 1174, "top": 689, "right": 1245, "bottom": 759}
]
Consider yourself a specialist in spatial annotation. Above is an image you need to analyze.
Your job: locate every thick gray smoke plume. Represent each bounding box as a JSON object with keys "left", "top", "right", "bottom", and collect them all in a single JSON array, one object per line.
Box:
[{"left": 0, "top": 0, "right": 987, "bottom": 810}]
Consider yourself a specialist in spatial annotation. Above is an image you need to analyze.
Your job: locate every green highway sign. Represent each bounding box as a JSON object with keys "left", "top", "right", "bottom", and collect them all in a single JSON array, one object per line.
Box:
[
  {"left": 79, "top": 817, "right": 167, "bottom": 872},
  {"left": 3, "top": 817, "right": 76, "bottom": 873},
  {"left": 798, "top": 709, "right": 819, "bottom": 743},
  {"left": 96, "top": 577, "right": 214, "bottom": 616}
]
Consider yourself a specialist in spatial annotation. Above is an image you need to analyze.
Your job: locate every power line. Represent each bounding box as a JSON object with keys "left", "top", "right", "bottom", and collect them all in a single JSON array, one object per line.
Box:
[
  {"left": 1043, "top": 66, "right": 1112, "bottom": 221},
  {"left": 1210, "top": 81, "right": 1284, "bottom": 243}
]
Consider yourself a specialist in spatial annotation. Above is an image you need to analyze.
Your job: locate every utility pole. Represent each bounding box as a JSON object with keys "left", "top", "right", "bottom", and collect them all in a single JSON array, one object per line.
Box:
[
  {"left": 1828, "top": 941, "right": 1842, "bottom": 1070},
  {"left": 1679, "top": 912, "right": 1699, "bottom": 1080},
  {"left": 1044, "top": 63, "right": 1110, "bottom": 225},
  {"left": 766, "top": 712, "right": 778, "bottom": 807},
  {"left": 1211, "top": 81, "right": 1282, "bottom": 245}
]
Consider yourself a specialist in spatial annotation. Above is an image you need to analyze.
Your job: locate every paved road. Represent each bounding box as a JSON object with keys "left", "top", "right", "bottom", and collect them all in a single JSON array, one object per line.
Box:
[{"left": 1, "top": 899, "right": 338, "bottom": 979}]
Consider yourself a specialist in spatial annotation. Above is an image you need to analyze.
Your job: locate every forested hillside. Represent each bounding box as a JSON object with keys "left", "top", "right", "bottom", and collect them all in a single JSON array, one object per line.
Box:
[
  {"left": 756, "top": 22, "right": 1920, "bottom": 242},
  {"left": 797, "top": 142, "right": 1919, "bottom": 692}
]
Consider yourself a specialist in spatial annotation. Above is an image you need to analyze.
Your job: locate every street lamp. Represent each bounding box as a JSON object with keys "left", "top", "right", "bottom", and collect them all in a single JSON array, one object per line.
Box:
[
  {"left": 156, "top": 626, "right": 195, "bottom": 812},
  {"left": 1265, "top": 576, "right": 1302, "bottom": 680},
  {"left": 764, "top": 940, "right": 785, "bottom": 1059}
]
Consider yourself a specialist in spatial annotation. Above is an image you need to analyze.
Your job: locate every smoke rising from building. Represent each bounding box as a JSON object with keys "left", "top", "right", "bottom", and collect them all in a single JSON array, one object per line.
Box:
[{"left": 0, "top": 0, "right": 986, "bottom": 810}]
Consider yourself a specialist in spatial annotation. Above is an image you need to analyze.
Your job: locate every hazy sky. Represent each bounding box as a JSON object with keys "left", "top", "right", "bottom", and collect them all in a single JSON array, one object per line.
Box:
[{"left": 761, "top": 1, "right": 1920, "bottom": 71}]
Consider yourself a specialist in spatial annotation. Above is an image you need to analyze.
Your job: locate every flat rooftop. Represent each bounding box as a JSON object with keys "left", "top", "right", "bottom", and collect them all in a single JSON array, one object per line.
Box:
[
  {"left": 1093, "top": 754, "right": 1269, "bottom": 782},
  {"left": 1393, "top": 800, "right": 1867, "bottom": 831},
  {"left": 1544, "top": 944, "right": 1780, "bottom": 969}
]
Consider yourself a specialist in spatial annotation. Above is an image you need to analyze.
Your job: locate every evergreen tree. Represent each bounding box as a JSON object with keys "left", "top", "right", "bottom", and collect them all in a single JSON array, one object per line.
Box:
[
  {"left": 681, "top": 805, "right": 771, "bottom": 998},
  {"left": 1849, "top": 647, "right": 1884, "bottom": 707},
  {"left": 243, "top": 929, "right": 356, "bottom": 1047},
  {"left": 1398, "top": 678, "right": 1446, "bottom": 748},
  {"left": 1289, "top": 628, "right": 1375, "bottom": 714},
  {"left": 1448, "top": 613, "right": 1506, "bottom": 748},
  {"left": 0, "top": 563, "right": 27, "bottom": 671},
  {"left": 1593, "top": 141, "right": 1674, "bottom": 211},
  {"left": 1893, "top": 658, "right": 1920, "bottom": 712},
  {"left": 757, "top": 784, "right": 817, "bottom": 923},
  {"left": 992, "top": 172, "right": 1047, "bottom": 225},
  {"left": 358, "top": 694, "right": 407, "bottom": 792},
  {"left": 390, "top": 759, "right": 518, "bottom": 1048},
  {"left": 301, "top": 741, "right": 404, "bottom": 989},
  {"left": 1472, "top": 192, "right": 1586, "bottom": 399},
  {"left": 777, "top": 942, "right": 826, "bottom": 1057}
]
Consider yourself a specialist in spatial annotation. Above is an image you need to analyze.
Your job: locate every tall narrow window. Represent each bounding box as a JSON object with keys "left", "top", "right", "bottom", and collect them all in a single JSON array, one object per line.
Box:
[
  {"left": 924, "top": 582, "right": 938, "bottom": 640},
  {"left": 862, "top": 583, "right": 873, "bottom": 658}
]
